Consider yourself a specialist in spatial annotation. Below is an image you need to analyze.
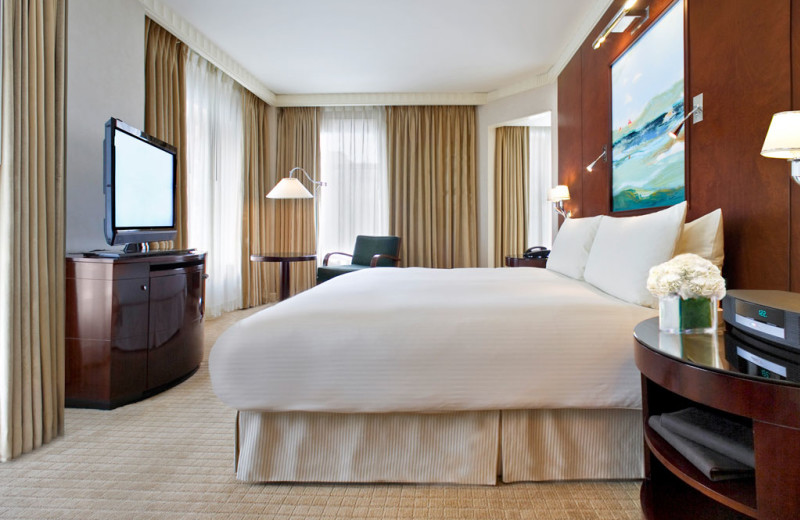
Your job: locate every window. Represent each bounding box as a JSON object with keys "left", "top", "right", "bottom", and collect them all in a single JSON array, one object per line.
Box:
[
  {"left": 528, "top": 125, "right": 553, "bottom": 248},
  {"left": 318, "top": 107, "right": 389, "bottom": 261},
  {"left": 185, "top": 51, "right": 244, "bottom": 316}
]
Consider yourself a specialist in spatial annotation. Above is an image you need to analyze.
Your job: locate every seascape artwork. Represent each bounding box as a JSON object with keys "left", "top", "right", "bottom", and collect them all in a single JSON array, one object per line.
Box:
[{"left": 611, "top": 0, "right": 685, "bottom": 212}]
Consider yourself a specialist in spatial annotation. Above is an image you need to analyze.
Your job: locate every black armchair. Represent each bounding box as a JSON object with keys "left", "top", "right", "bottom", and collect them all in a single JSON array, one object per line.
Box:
[{"left": 316, "top": 235, "right": 401, "bottom": 284}]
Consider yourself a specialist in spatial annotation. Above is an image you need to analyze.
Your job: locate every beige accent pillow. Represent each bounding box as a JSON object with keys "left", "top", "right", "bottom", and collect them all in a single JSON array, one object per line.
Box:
[
  {"left": 676, "top": 209, "right": 724, "bottom": 268},
  {"left": 583, "top": 202, "right": 687, "bottom": 308}
]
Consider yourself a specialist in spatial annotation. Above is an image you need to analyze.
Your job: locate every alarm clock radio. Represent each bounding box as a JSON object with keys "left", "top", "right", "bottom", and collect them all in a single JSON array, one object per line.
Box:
[{"left": 722, "top": 290, "right": 800, "bottom": 352}]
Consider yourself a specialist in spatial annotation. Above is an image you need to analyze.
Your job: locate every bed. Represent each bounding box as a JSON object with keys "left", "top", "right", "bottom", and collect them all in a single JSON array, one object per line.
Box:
[{"left": 210, "top": 202, "right": 725, "bottom": 484}]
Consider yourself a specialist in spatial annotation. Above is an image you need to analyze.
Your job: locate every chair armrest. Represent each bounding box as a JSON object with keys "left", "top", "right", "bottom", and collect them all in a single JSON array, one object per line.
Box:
[
  {"left": 323, "top": 252, "right": 353, "bottom": 266},
  {"left": 370, "top": 254, "right": 401, "bottom": 267}
]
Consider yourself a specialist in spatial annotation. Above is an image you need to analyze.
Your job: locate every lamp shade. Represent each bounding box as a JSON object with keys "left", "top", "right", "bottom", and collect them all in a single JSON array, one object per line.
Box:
[
  {"left": 761, "top": 111, "right": 800, "bottom": 160},
  {"left": 266, "top": 178, "right": 313, "bottom": 199},
  {"left": 548, "top": 185, "right": 570, "bottom": 202}
]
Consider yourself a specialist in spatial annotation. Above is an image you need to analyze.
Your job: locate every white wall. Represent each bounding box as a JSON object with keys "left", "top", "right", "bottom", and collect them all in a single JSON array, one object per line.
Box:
[
  {"left": 476, "top": 83, "right": 558, "bottom": 267},
  {"left": 66, "top": 0, "right": 146, "bottom": 252}
]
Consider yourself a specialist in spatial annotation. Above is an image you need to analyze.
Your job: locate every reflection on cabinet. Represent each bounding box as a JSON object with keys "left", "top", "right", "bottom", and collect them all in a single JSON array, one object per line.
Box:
[{"left": 66, "top": 252, "right": 206, "bottom": 409}]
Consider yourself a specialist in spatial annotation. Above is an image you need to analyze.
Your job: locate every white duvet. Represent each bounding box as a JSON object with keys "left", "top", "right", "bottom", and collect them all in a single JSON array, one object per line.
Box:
[{"left": 210, "top": 267, "right": 657, "bottom": 413}]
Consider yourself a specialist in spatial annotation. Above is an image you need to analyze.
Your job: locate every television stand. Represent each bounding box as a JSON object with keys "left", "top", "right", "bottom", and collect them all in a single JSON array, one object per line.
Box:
[{"left": 66, "top": 250, "right": 207, "bottom": 409}]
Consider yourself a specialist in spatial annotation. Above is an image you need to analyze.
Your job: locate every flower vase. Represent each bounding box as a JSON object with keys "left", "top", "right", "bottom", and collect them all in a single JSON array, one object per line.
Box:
[{"left": 658, "top": 295, "right": 717, "bottom": 334}]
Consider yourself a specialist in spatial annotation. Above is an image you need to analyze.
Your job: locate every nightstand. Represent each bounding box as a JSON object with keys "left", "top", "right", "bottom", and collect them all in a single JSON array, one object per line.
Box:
[
  {"left": 505, "top": 256, "right": 547, "bottom": 268},
  {"left": 634, "top": 317, "right": 800, "bottom": 519}
]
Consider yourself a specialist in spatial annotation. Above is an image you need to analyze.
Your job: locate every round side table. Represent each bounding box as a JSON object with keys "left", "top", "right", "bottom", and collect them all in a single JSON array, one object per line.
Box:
[{"left": 250, "top": 252, "right": 316, "bottom": 301}]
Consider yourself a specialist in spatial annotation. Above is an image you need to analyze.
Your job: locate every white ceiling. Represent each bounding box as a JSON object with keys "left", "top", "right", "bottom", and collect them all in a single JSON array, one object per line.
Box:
[{"left": 155, "top": 0, "right": 606, "bottom": 98}]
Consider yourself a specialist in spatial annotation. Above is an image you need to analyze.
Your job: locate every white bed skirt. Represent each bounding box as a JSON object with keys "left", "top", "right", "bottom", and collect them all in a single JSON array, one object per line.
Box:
[{"left": 235, "top": 409, "right": 643, "bottom": 484}]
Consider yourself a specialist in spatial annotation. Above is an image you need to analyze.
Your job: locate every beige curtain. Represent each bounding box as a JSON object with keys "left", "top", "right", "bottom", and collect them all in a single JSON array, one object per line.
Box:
[
  {"left": 386, "top": 106, "right": 478, "bottom": 268},
  {"left": 274, "top": 107, "right": 318, "bottom": 296},
  {"left": 0, "top": 0, "right": 66, "bottom": 462},
  {"left": 493, "top": 127, "right": 530, "bottom": 266},
  {"left": 241, "top": 91, "right": 275, "bottom": 306},
  {"left": 144, "top": 18, "right": 188, "bottom": 250}
]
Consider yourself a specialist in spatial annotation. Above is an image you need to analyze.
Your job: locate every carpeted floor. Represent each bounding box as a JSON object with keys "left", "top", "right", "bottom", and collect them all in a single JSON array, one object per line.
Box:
[{"left": 0, "top": 305, "right": 644, "bottom": 519}]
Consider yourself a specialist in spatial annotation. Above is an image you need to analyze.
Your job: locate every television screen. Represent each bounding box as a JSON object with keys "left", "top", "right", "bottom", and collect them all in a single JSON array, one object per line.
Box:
[
  {"left": 104, "top": 117, "right": 177, "bottom": 247},
  {"left": 113, "top": 130, "right": 175, "bottom": 228}
]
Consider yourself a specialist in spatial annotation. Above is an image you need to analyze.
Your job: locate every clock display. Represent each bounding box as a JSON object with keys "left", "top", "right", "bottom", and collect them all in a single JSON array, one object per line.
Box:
[{"left": 735, "top": 300, "right": 784, "bottom": 328}]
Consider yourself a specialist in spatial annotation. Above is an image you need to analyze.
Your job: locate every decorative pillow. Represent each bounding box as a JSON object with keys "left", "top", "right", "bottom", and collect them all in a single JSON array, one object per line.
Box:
[
  {"left": 676, "top": 209, "right": 724, "bottom": 268},
  {"left": 546, "top": 216, "right": 603, "bottom": 279},
  {"left": 583, "top": 202, "right": 688, "bottom": 308}
]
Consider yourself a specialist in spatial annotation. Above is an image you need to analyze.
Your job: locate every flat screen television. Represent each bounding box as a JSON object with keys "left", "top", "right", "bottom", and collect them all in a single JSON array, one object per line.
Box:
[{"left": 104, "top": 117, "right": 177, "bottom": 251}]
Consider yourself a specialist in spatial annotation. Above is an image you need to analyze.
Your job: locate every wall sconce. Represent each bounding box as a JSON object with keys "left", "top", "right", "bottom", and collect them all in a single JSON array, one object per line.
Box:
[
  {"left": 548, "top": 185, "right": 571, "bottom": 218},
  {"left": 761, "top": 111, "right": 800, "bottom": 185},
  {"left": 586, "top": 146, "right": 607, "bottom": 172},
  {"left": 668, "top": 94, "right": 704, "bottom": 139},
  {"left": 592, "top": 0, "right": 650, "bottom": 50}
]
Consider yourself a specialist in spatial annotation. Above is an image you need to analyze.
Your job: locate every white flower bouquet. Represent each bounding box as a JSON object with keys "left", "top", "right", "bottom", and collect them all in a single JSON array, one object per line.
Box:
[
  {"left": 647, "top": 254, "right": 726, "bottom": 301},
  {"left": 647, "top": 254, "right": 726, "bottom": 333}
]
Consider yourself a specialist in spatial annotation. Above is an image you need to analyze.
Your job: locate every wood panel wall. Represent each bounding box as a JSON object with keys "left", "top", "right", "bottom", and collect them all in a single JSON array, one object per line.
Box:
[
  {"left": 792, "top": 0, "right": 800, "bottom": 292},
  {"left": 557, "top": 52, "right": 582, "bottom": 219},
  {"left": 558, "top": 0, "right": 796, "bottom": 290}
]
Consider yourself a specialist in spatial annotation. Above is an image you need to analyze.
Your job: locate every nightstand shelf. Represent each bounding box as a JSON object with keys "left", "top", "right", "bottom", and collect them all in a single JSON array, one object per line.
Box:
[{"left": 643, "top": 413, "right": 755, "bottom": 518}]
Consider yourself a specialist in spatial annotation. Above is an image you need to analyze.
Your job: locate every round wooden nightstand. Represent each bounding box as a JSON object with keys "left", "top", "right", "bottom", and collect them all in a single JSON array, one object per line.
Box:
[{"left": 634, "top": 317, "right": 800, "bottom": 519}]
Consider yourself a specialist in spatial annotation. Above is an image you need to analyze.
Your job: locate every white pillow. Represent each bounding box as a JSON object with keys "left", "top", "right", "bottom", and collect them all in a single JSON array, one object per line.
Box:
[
  {"left": 584, "top": 202, "right": 688, "bottom": 307},
  {"left": 546, "top": 216, "right": 604, "bottom": 279},
  {"left": 676, "top": 209, "right": 724, "bottom": 268}
]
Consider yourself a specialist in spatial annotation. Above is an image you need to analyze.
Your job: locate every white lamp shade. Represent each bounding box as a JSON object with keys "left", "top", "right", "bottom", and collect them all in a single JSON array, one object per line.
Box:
[
  {"left": 266, "top": 178, "right": 313, "bottom": 199},
  {"left": 548, "top": 185, "right": 570, "bottom": 202},
  {"left": 761, "top": 111, "right": 800, "bottom": 159}
]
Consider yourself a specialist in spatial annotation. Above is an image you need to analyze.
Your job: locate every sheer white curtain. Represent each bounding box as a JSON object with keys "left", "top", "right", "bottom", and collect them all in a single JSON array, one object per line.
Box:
[
  {"left": 528, "top": 126, "right": 553, "bottom": 248},
  {"left": 185, "top": 51, "right": 244, "bottom": 317},
  {"left": 318, "top": 106, "right": 389, "bottom": 262}
]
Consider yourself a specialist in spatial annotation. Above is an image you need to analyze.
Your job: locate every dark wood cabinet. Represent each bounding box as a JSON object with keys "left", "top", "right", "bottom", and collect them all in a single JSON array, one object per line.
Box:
[{"left": 66, "top": 252, "right": 206, "bottom": 409}]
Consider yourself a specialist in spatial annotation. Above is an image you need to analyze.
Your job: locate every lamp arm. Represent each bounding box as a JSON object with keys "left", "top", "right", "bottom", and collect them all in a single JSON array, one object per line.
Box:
[
  {"left": 669, "top": 105, "right": 703, "bottom": 139},
  {"left": 586, "top": 146, "right": 607, "bottom": 172},
  {"left": 288, "top": 167, "right": 326, "bottom": 188},
  {"left": 675, "top": 105, "right": 701, "bottom": 126},
  {"left": 554, "top": 201, "right": 571, "bottom": 219}
]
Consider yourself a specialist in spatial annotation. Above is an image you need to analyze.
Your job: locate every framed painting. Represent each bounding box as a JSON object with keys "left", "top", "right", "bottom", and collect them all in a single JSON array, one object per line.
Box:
[{"left": 611, "top": 0, "right": 685, "bottom": 212}]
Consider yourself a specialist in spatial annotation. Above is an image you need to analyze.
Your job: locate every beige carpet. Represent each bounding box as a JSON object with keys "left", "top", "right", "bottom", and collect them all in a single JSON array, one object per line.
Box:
[{"left": 0, "top": 305, "right": 643, "bottom": 519}]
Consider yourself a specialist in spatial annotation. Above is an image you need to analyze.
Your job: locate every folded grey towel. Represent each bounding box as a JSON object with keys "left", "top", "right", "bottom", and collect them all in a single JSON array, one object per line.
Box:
[
  {"left": 660, "top": 407, "right": 754, "bottom": 468},
  {"left": 648, "top": 415, "right": 754, "bottom": 481}
]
